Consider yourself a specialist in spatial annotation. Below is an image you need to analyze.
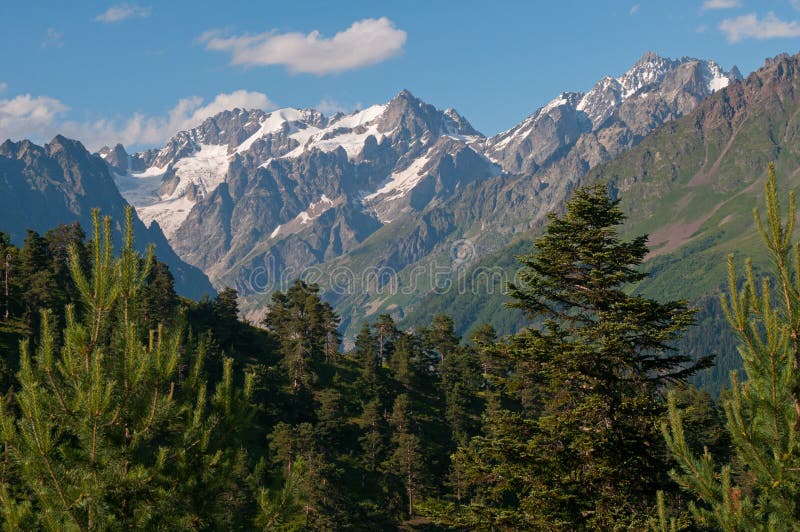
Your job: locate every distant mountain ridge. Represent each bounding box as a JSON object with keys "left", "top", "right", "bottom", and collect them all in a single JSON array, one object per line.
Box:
[{"left": 0, "top": 136, "right": 215, "bottom": 299}]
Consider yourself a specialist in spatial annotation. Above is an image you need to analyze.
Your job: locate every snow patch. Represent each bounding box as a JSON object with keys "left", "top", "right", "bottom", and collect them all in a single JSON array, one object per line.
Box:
[
  {"left": 541, "top": 95, "right": 568, "bottom": 114},
  {"left": 237, "top": 108, "right": 307, "bottom": 154},
  {"left": 364, "top": 153, "right": 431, "bottom": 201},
  {"left": 282, "top": 104, "right": 388, "bottom": 159},
  {"left": 114, "top": 143, "right": 231, "bottom": 240},
  {"left": 328, "top": 104, "right": 386, "bottom": 129}
]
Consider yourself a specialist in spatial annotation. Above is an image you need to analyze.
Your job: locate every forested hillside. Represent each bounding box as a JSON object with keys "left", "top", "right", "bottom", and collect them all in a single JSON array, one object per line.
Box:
[{"left": 2, "top": 171, "right": 798, "bottom": 528}]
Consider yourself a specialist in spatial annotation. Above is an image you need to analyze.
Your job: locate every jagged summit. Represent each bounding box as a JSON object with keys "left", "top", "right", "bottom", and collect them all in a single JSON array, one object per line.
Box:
[
  {"left": 107, "top": 90, "right": 491, "bottom": 262},
  {"left": 483, "top": 53, "right": 741, "bottom": 174},
  {"left": 635, "top": 50, "right": 662, "bottom": 65}
]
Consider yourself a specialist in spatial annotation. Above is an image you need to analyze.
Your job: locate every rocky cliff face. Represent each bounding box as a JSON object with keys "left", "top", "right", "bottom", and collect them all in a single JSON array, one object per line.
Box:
[
  {"left": 0, "top": 136, "right": 215, "bottom": 299},
  {"left": 109, "top": 90, "right": 495, "bottom": 293}
]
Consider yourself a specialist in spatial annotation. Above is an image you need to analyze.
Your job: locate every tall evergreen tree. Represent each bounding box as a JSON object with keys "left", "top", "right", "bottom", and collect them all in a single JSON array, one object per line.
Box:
[
  {"left": 355, "top": 322, "right": 383, "bottom": 400},
  {"left": 387, "top": 393, "right": 424, "bottom": 519},
  {"left": 373, "top": 314, "right": 399, "bottom": 367},
  {"left": 0, "top": 232, "right": 13, "bottom": 321},
  {"left": 262, "top": 280, "right": 340, "bottom": 395},
  {"left": 142, "top": 259, "right": 178, "bottom": 327},
  {"left": 440, "top": 183, "right": 709, "bottom": 529}
]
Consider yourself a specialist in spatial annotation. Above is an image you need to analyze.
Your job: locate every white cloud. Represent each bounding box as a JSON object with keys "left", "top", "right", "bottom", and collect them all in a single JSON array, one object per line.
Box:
[
  {"left": 629, "top": 4, "right": 640, "bottom": 15},
  {"left": 720, "top": 12, "right": 800, "bottom": 42},
  {"left": 0, "top": 90, "right": 275, "bottom": 151},
  {"left": 702, "top": 0, "right": 740, "bottom": 10},
  {"left": 202, "top": 17, "right": 407, "bottom": 75},
  {"left": 0, "top": 94, "right": 70, "bottom": 141},
  {"left": 95, "top": 4, "right": 151, "bottom": 23},
  {"left": 41, "top": 28, "right": 64, "bottom": 49}
]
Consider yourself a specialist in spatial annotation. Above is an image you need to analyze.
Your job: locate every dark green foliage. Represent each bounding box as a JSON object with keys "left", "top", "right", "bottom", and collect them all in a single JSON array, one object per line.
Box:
[
  {"left": 262, "top": 280, "right": 340, "bottom": 395},
  {"left": 0, "top": 187, "right": 766, "bottom": 529},
  {"left": 141, "top": 259, "right": 178, "bottom": 327},
  {"left": 440, "top": 184, "right": 710, "bottom": 529}
]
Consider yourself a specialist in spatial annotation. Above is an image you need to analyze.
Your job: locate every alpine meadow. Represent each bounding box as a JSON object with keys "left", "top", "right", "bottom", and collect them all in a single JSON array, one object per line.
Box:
[{"left": 4, "top": 1, "right": 800, "bottom": 529}]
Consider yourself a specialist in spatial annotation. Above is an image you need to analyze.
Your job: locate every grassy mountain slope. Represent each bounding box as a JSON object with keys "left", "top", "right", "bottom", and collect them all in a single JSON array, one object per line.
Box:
[{"left": 403, "top": 53, "right": 800, "bottom": 392}]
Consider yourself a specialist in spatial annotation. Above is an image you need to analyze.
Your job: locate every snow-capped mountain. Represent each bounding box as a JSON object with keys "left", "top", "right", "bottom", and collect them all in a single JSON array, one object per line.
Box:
[
  {"left": 106, "top": 90, "right": 496, "bottom": 287},
  {"left": 483, "top": 52, "right": 742, "bottom": 174},
  {"left": 98, "top": 51, "right": 742, "bottom": 334}
]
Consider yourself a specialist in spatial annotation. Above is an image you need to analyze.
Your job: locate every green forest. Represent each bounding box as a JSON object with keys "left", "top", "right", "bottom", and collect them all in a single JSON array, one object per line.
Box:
[{"left": 1, "top": 167, "right": 799, "bottom": 530}]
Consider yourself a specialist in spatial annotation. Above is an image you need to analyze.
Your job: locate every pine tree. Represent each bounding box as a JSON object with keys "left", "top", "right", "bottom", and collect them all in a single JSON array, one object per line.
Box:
[
  {"left": 390, "top": 333, "right": 417, "bottom": 388},
  {"left": 664, "top": 164, "right": 800, "bottom": 529},
  {"left": 355, "top": 322, "right": 383, "bottom": 399},
  {"left": 359, "top": 398, "right": 387, "bottom": 474},
  {"left": 0, "top": 209, "right": 259, "bottom": 529},
  {"left": 423, "top": 314, "right": 459, "bottom": 371},
  {"left": 440, "top": 345, "right": 482, "bottom": 446},
  {"left": 268, "top": 421, "right": 344, "bottom": 529},
  {"left": 0, "top": 232, "right": 13, "bottom": 321},
  {"left": 18, "top": 230, "right": 58, "bottom": 330}
]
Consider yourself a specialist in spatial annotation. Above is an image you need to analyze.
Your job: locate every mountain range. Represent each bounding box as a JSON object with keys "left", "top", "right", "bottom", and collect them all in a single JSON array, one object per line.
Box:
[{"left": 0, "top": 51, "right": 751, "bottom": 344}]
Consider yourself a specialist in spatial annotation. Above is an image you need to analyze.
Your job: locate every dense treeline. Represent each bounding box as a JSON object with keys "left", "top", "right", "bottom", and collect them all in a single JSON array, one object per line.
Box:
[{"left": 1, "top": 168, "right": 799, "bottom": 529}]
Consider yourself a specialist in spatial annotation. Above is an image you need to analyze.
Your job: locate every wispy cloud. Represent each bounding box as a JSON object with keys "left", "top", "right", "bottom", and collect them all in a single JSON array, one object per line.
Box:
[
  {"left": 315, "top": 98, "right": 362, "bottom": 116},
  {"left": 720, "top": 12, "right": 800, "bottom": 43},
  {"left": 629, "top": 4, "right": 640, "bottom": 15},
  {"left": 41, "top": 28, "right": 64, "bottom": 49},
  {"left": 0, "top": 83, "right": 7, "bottom": 95},
  {"left": 702, "top": 0, "right": 740, "bottom": 10},
  {"left": 201, "top": 17, "right": 407, "bottom": 75},
  {"left": 696, "top": 24, "right": 708, "bottom": 33},
  {"left": 95, "top": 4, "right": 151, "bottom": 23},
  {"left": 0, "top": 90, "right": 275, "bottom": 150}
]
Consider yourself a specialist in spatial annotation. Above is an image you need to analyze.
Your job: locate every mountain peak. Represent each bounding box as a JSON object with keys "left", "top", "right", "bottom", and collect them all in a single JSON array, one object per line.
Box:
[
  {"left": 635, "top": 51, "right": 663, "bottom": 66},
  {"left": 47, "top": 135, "right": 88, "bottom": 157},
  {"left": 98, "top": 143, "right": 132, "bottom": 173},
  {"left": 393, "top": 89, "right": 417, "bottom": 101}
]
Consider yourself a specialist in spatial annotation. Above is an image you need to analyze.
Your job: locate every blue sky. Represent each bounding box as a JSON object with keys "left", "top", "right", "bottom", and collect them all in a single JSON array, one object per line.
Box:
[{"left": 2, "top": 0, "right": 800, "bottom": 150}]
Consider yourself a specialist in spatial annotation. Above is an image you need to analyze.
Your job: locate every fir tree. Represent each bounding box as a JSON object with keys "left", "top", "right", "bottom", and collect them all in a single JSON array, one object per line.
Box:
[
  {"left": 443, "top": 183, "right": 709, "bottom": 529},
  {"left": 142, "top": 259, "right": 178, "bottom": 327},
  {"left": 387, "top": 393, "right": 424, "bottom": 519}
]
